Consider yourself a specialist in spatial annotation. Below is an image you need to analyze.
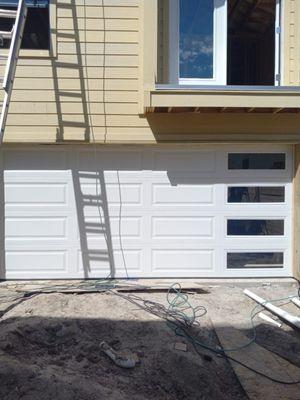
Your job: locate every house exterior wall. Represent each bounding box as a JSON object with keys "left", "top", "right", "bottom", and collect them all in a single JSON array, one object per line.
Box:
[
  {"left": 0, "top": 0, "right": 300, "bottom": 144},
  {"left": 0, "top": 0, "right": 300, "bottom": 279},
  {"left": 283, "top": 0, "right": 300, "bottom": 85},
  {"left": 293, "top": 144, "right": 300, "bottom": 279}
]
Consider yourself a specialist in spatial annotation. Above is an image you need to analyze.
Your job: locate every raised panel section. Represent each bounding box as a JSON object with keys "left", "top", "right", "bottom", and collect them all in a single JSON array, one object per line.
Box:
[
  {"left": 6, "top": 251, "right": 67, "bottom": 271},
  {"left": 5, "top": 184, "right": 67, "bottom": 205},
  {"left": 152, "top": 217, "right": 213, "bottom": 238},
  {"left": 81, "top": 217, "right": 141, "bottom": 238},
  {"left": 77, "top": 249, "right": 141, "bottom": 273},
  {"left": 6, "top": 217, "right": 66, "bottom": 238},
  {"left": 78, "top": 151, "right": 142, "bottom": 171},
  {"left": 152, "top": 184, "right": 214, "bottom": 205},
  {"left": 80, "top": 184, "right": 141, "bottom": 205},
  {"left": 152, "top": 250, "right": 214, "bottom": 271},
  {"left": 4, "top": 150, "right": 67, "bottom": 170},
  {"left": 153, "top": 151, "right": 215, "bottom": 172}
]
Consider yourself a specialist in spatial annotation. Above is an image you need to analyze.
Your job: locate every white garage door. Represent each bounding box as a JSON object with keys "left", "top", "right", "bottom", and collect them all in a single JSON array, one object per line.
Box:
[{"left": 2, "top": 145, "right": 292, "bottom": 279}]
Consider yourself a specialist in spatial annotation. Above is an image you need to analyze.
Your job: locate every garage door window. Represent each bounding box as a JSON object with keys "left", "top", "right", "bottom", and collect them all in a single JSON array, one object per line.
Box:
[
  {"left": 228, "top": 153, "right": 286, "bottom": 170},
  {"left": 227, "top": 219, "right": 284, "bottom": 236},
  {"left": 227, "top": 186, "right": 285, "bottom": 203},
  {"left": 227, "top": 252, "right": 284, "bottom": 269}
]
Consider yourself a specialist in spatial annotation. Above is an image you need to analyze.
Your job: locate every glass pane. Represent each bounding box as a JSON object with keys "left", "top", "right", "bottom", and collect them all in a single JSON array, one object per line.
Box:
[
  {"left": 0, "top": 7, "right": 49, "bottom": 49},
  {"left": 228, "top": 153, "right": 286, "bottom": 170},
  {"left": 179, "top": 0, "right": 214, "bottom": 79},
  {"left": 228, "top": 187, "right": 285, "bottom": 203},
  {"left": 227, "top": 219, "right": 284, "bottom": 235},
  {"left": 227, "top": 252, "right": 284, "bottom": 269},
  {"left": 0, "top": 1, "right": 48, "bottom": 7}
]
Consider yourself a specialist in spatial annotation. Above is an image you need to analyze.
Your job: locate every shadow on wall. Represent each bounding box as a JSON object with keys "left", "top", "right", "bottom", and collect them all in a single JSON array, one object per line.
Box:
[
  {"left": 72, "top": 169, "right": 115, "bottom": 279},
  {"left": 145, "top": 112, "right": 300, "bottom": 142},
  {"left": 0, "top": 144, "right": 293, "bottom": 279},
  {"left": 51, "top": 0, "right": 108, "bottom": 143},
  {"left": 0, "top": 148, "right": 128, "bottom": 280}
]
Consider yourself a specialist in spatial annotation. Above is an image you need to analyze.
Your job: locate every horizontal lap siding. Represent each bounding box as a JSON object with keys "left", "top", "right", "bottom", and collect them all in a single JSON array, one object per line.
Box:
[
  {"left": 4, "top": 0, "right": 154, "bottom": 143},
  {"left": 3, "top": 0, "right": 299, "bottom": 143},
  {"left": 284, "top": 0, "right": 300, "bottom": 85}
]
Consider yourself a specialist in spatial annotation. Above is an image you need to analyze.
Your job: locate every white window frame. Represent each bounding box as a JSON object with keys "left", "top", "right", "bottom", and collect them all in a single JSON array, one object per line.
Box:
[
  {"left": 168, "top": 0, "right": 282, "bottom": 87},
  {"left": 275, "top": 0, "right": 281, "bottom": 85},
  {"left": 169, "top": 0, "right": 227, "bottom": 85}
]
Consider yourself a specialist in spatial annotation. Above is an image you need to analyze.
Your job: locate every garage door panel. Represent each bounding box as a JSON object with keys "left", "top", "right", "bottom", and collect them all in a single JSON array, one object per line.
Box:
[
  {"left": 153, "top": 151, "right": 216, "bottom": 173},
  {"left": 79, "top": 183, "right": 142, "bottom": 205},
  {"left": 152, "top": 249, "right": 215, "bottom": 273},
  {"left": 80, "top": 216, "right": 141, "bottom": 239},
  {"left": 77, "top": 249, "right": 142, "bottom": 275},
  {"left": 3, "top": 145, "right": 292, "bottom": 279},
  {"left": 6, "top": 217, "right": 67, "bottom": 238},
  {"left": 152, "top": 184, "right": 214, "bottom": 205},
  {"left": 5, "top": 183, "right": 68, "bottom": 205},
  {"left": 6, "top": 251, "right": 68, "bottom": 272},
  {"left": 152, "top": 217, "right": 214, "bottom": 239},
  {"left": 4, "top": 150, "right": 67, "bottom": 170},
  {"left": 78, "top": 150, "right": 142, "bottom": 171}
]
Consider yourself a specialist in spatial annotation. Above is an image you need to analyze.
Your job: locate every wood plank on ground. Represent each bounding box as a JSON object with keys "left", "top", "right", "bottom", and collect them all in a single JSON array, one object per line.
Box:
[{"left": 211, "top": 314, "right": 300, "bottom": 400}]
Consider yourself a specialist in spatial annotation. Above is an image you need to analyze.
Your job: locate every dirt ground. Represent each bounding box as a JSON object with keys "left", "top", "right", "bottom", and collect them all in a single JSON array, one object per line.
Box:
[{"left": 0, "top": 279, "right": 299, "bottom": 400}]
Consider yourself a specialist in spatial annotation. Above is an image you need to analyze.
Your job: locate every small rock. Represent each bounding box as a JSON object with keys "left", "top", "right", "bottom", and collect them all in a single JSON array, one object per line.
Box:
[
  {"left": 174, "top": 342, "right": 187, "bottom": 352},
  {"left": 132, "top": 353, "right": 140, "bottom": 364}
]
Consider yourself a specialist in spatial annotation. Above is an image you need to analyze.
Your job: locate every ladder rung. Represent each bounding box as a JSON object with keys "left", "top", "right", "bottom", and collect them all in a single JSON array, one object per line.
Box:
[
  {"left": 0, "top": 30, "right": 13, "bottom": 40},
  {"left": 0, "top": 9, "right": 17, "bottom": 19}
]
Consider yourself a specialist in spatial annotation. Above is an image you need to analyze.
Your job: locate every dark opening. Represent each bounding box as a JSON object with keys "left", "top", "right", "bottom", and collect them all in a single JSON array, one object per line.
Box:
[
  {"left": 227, "top": 0, "right": 276, "bottom": 85},
  {"left": 227, "top": 252, "right": 284, "bottom": 269},
  {"left": 228, "top": 153, "right": 286, "bottom": 170},
  {"left": 227, "top": 219, "right": 284, "bottom": 236},
  {"left": 0, "top": 7, "right": 49, "bottom": 50}
]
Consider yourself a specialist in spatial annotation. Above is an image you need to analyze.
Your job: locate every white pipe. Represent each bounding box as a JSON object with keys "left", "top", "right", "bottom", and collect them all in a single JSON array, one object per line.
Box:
[
  {"left": 258, "top": 312, "right": 282, "bottom": 328},
  {"left": 291, "top": 297, "right": 300, "bottom": 308},
  {"left": 244, "top": 289, "right": 300, "bottom": 329}
]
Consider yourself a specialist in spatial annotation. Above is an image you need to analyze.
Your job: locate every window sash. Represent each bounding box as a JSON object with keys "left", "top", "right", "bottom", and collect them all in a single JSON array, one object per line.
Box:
[
  {"left": 0, "top": 1, "right": 49, "bottom": 7},
  {"left": 169, "top": 0, "right": 227, "bottom": 85}
]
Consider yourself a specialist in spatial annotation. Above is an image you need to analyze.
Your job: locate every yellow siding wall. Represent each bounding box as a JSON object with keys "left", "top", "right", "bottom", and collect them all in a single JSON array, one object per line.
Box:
[
  {"left": 3, "top": 0, "right": 154, "bottom": 143},
  {"left": 1, "top": 0, "right": 300, "bottom": 143},
  {"left": 284, "top": 0, "right": 300, "bottom": 85}
]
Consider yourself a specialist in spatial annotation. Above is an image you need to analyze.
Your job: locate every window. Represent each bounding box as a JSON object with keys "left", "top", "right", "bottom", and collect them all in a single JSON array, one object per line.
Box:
[
  {"left": 228, "top": 153, "right": 286, "bottom": 170},
  {"left": 227, "top": 252, "right": 284, "bottom": 269},
  {"left": 228, "top": 186, "right": 285, "bottom": 203},
  {"left": 167, "top": 0, "right": 281, "bottom": 86},
  {"left": 227, "top": 219, "right": 284, "bottom": 236},
  {"left": 0, "top": 1, "right": 49, "bottom": 50},
  {"left": 169, "top": 0, "right": 227, "bottom": 85}
]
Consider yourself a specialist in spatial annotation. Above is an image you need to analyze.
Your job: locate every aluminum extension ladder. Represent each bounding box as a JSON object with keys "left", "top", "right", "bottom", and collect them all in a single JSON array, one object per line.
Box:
[{"left": 0, "top": 0, "right": 27, "bottom": 143}]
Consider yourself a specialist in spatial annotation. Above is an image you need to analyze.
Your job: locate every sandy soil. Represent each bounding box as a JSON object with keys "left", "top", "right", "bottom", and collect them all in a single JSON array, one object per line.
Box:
[{"left": 0, "top": 280, "right": 299, "bottom": 400}]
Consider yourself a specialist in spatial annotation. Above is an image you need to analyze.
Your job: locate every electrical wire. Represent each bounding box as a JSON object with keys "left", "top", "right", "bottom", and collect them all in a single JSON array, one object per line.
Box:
[
  {"left": 106, "top": 283, "right": 300, "bottom": 385},
  {"left": 5, "top": 280, "right": 299, "bottom": 384}
]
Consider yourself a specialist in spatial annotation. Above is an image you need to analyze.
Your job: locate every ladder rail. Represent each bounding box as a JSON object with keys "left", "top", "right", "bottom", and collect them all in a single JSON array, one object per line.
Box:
[{"left": 0, "top": 0, "right": 27, "bottom": 142}]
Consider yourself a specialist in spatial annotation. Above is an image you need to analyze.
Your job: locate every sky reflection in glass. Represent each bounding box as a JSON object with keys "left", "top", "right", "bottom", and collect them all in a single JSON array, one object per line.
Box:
[{"left": 179, "top": 0, "right": 214, "bottom": 79}]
